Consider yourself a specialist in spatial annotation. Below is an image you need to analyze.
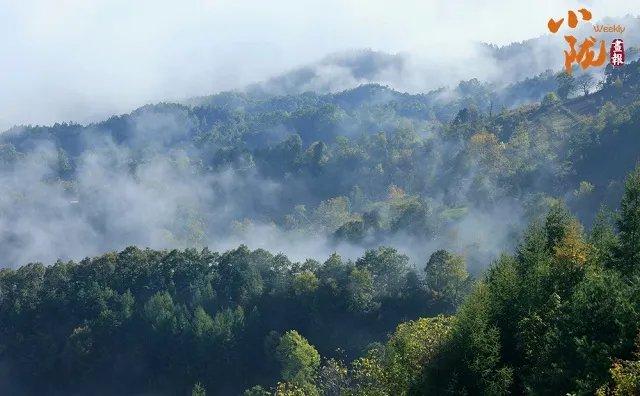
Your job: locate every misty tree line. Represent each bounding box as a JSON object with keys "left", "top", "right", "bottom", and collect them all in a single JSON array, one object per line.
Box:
[
  {"left": 5, "top": 165, "right": 640, "bottom": 395},
  {"left": 1, "top": 60, "right": 639, "bottom": 269}
]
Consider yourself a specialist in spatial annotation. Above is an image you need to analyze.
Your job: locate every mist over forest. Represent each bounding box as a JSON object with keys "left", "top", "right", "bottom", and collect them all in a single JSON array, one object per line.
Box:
[
  {"left": 3, "top": 8, "right": 640, "bottom": 396},
  {"left": 3, "top": 18, "right": 639, "bottom": 270}
]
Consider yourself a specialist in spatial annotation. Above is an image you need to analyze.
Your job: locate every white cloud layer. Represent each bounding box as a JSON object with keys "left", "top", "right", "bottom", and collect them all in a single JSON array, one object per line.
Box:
[{"left": 0, "top": 0, "right": 636, "bottom": 129}]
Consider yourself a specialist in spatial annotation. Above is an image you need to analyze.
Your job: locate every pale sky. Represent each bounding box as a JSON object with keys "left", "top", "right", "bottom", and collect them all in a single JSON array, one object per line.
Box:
[{"left": 0, "top": 0, "right": 636, "bottom": 130}]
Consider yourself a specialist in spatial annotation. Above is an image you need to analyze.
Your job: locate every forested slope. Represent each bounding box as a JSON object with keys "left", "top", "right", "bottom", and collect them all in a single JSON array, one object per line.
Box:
[
  {"left": 239, "top": 164, "right": 640, "bottom": 396},
  {"left": 0, "top": 244, "right": 470, "bottom": 394},
  {"left": 2, "top": 55, "right": 640, "bottom": 395},
  {"left": 2, "top": 61, "right": 640, "bottom": 270}
]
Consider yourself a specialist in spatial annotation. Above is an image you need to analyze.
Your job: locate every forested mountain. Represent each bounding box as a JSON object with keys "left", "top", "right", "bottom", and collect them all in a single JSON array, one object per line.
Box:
[
  {"left": 248, "top": 165, "right": 640, "bottom": 395},
  {"left": 2, "top": 60, "right": 640, "bottom": 270},
  {"left": 2, "top": 37, "right": 640, "bottom": 394}
]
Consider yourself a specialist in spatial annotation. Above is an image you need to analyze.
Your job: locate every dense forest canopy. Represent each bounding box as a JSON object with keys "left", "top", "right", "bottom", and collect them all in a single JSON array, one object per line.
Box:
[
  {"left": 0, "top": 244, "right": 470, "bottom": 394},
  {"left": 3, "top": 23, "right": 640, "bottom": 395},
  {"left": 5, "top": 163, "right": 640, "bottom": 395}
]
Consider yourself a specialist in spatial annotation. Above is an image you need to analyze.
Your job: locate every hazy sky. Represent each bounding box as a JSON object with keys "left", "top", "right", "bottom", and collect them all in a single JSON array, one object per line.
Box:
[{"left": 0, "top": 0, "right": 635, "bottom": 130}]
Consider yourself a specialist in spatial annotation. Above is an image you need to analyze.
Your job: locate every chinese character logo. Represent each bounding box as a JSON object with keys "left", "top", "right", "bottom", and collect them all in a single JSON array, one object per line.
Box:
[
  {"left": 610, "top": 39, "right": 625, "bottom": 67},
  {"left": 547, "top": 8, "right": 606, "bottom": 74}
]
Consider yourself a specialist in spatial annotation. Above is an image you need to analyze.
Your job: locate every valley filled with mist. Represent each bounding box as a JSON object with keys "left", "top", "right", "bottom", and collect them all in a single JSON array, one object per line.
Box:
[{"left": 3, "top": 10, "right": 640, "bottom": 395}]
